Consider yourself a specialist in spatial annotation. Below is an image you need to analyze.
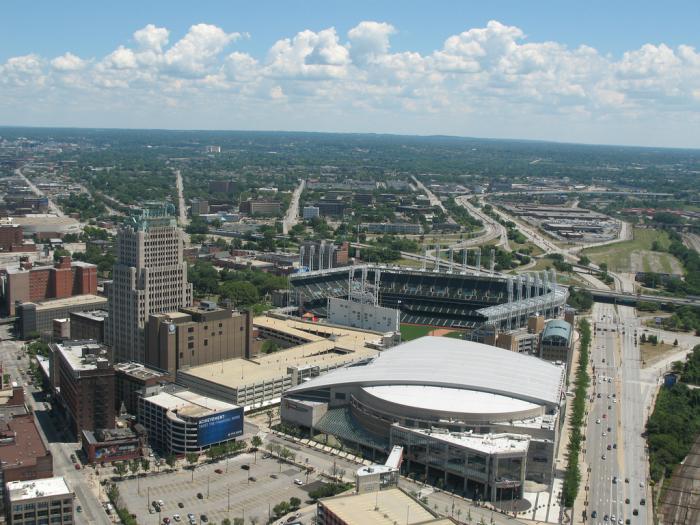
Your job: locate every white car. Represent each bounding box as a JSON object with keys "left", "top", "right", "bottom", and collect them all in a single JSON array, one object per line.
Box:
[
  {"left": 293, "top": 479, "right": 303, "bottom": 486},
  {"left": 639, "top": 481, "right": 644, "bottom": 488},
  {"left": 158, "top": 500, "right": 165, "bottom": 508},
  {"left": 596, "top": 419, "right": 601, "bottom": 424},
  {"left": 173, "top": 515, "right": 181, "bottom": 522}
]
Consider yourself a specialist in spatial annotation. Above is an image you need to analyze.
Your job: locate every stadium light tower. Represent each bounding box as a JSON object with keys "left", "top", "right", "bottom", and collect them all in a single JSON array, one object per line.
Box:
[{"left": 476, "top": 248, "right": 481, "bottom": 275}]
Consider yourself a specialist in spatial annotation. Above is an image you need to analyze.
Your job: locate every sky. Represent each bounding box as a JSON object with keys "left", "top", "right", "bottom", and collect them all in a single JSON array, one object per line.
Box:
[{"left": 2, "top": 1, "right": 700, "bottom": 148}]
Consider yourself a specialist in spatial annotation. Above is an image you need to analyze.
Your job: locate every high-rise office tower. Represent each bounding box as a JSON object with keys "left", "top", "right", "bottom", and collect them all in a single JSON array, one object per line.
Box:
[{"left": 106, "top": 203, "right": 192, "bottom": 363}]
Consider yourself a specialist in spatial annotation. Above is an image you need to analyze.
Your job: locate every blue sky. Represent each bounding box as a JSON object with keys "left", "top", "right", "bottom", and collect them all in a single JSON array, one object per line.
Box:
[{"left": 2, "top": 1, "right": 700, "bottom": 147}]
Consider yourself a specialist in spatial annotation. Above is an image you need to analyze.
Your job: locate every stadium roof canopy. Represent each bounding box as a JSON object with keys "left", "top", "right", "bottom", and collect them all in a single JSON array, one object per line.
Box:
[{"left": 287, "top": 336, "right": 565, "bottom": 406}]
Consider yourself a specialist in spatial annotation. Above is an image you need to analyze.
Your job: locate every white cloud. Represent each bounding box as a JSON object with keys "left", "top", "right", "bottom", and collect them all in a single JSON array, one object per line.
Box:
[
  {"left": 134, "top": 24, "right": 170, "bottom": 52},
  {"left": 50, "top": 52, "right": 87, "bottom": 71},
  {"left": 348, "top": 21, "right": 395, "bottom": 62},
  {"left": 164, "top": 23, "right": 240, "bottom": 76},
  {"left": 266, "top": 28, "right": 350, "bottom": 79},
  {"left": 2, "top": 20, "right": 700, "bottom": 146}
]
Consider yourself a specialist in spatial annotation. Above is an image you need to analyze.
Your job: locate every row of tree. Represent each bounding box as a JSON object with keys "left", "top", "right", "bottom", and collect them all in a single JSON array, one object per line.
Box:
[{"left": 562, "top": 319, "right": 591, "bottom": 507}]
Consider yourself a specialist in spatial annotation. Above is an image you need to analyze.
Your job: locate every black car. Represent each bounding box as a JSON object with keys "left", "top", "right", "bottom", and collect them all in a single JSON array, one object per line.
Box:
[
  {"left": 591, "top": 511, "right": 598, "bottom": 518},
  {"left": 178, "top": 502, "right": 184, "bottom": 508},
  {"left": 241, "top": 464, "right": 250, "bottom": 470},
  {"left": 640, "top": 498, "right": 646, "bottom": 505},
  {"left": 633, "top": 509, "right": 639, "bottom": 516},
  {"left": 200, "top": 515, "right": 208, "bottom": 523},
  {"left": 196, "top": 493, "right": 203, "bottom": 500}
]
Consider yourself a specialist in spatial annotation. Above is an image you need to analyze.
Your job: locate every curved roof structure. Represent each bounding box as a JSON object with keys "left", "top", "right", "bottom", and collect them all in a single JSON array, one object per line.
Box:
[
  {"left": 362, "top": 385, "right": 540, "bottom": 417},
  {"left": 542, "top": 320, "right": 573, "bottom": 343},
  {"left": 288, "top": 336, "right": 565, "bottom": 406}
]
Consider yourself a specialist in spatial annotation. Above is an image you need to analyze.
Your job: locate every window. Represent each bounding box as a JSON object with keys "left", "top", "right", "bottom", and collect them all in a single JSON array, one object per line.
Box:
[
  {"left": 203, "top": 339, "right": 208, "bottom": 346},
  {"left": 188, "top": 327, "right": 194, "bottom": 333},
  {"left": 188, "top": 342, "right": 194, "bottom": 349}
]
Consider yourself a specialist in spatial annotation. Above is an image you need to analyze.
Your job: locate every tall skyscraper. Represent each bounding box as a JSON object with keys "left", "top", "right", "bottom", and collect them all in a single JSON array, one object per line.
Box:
[{"left": 106, "top": 203, "right": 192, "bottom": 363}]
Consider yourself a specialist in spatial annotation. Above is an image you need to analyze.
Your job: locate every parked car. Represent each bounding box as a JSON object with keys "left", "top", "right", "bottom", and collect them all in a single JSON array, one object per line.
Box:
[
  {"left": 241, "top": 464, "right": 250, "bottom": 470},
  {"left": 214, "top": 468, "right": 223, "bottom": 474},
  {"left": 293, "top": 479, "right": 303, "bottom": 486},
  {"left": 196, "top": 493, "right": 203, "bottom": 500},
  {"left": 200, "top": 515, "right": 208, "bottom": 523},
  {"left": 173, "top": 515, "right": 181, "bottom": 522},
  {"left": 178, "top": 502, "right": 184, "bottom": 508}
]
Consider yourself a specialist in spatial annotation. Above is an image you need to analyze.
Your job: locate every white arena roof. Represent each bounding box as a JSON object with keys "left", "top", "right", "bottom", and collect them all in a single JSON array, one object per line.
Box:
[
  {"left": 362, "top": 385, "right": 540, "bottom": 415},
  {"left": 288, "top": 336, "right": 565, "bottom": 406}
]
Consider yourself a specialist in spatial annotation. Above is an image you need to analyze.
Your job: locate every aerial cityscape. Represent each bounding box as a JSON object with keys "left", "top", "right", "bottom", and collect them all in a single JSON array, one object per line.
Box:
[{"left": 1, "top": 3, "right": 699, "bottom": 525}]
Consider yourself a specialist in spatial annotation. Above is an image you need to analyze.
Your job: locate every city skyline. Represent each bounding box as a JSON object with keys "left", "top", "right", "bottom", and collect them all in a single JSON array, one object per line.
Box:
[{"left": 2, "top": 1, "right": 700, "bottom": 148}]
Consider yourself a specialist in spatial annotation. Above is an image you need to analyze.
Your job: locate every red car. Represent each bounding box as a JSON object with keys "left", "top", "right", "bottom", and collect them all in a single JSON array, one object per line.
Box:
[
  {"left": 74, "top": 464, "right": 81, "bottom": 470},
  {"left": 214, "top": 468, "right": 223, "bottom": 474},
  {"left": 163, "top": 518, "right": 171, "bottom": 524}
]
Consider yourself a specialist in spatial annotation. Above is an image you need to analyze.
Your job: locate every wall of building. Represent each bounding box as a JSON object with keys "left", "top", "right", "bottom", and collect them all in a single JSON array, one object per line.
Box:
[{"left": 327, "top": 298, "right": 399, "bottom": 334}]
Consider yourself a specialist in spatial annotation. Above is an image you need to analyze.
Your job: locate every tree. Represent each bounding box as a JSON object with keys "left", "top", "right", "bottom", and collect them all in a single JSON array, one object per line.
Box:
[
  {"left": 273, "top": 501, "right": 290, "bottom": 518},
  {"left": 578, "top": 255, "right": 590, "bottom": 266},
  {"left": 129, "top": 459, "right": 140, "bottom": 477},
  {"left": 165, "top": 454, "right": 176, "bottom": 469},
  {"left": 219, "top": 281, "right": 259, "bottom": 306},
  {"left": 289, "top": 497, "right": 301, "bottom": 510},
  {"left": 186, "top": 452, "right": 198, "bottom": 468},
  {"left": 140, "top": 458, "right": 150, "bottom": 472},
  {"left": 222, "top": 519, "right": 232, "bottom": 525},
  {"left": 261, "top": 340, "right": 280, "bottom": 354},
  {"left": 251, "top": 436, "right": 263, "bottom": 463},
  {"left": 233, "top": 519, "right": 244, "bottom": 525},
  {"left": 114, "top": 461, "right": 128, "bottom": 479}
]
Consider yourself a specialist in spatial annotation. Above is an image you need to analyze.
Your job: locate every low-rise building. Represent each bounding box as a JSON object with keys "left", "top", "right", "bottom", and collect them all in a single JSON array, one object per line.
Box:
[
  {"left": 239, "top": 200, "right": 280, "bottom": 216},
  {"left": 114, "top": 362, "right": 173, "bottom": 415},
  {"left": 81, "top": 427, "right": 145, "bottom": 464},
  {"left": 69, "top": 310, "right": 108, "bottom": 342},
  {"left": 0, "top": 415, "right": 53, "bottom": 506},
  {"left": 360, "top": 222, "right": 422, "bottom": 234},
  {"left": 539, "top": 320, "right": 573, "bottom": 368},
  {"left": 3, "top": 256, "right": 97, "bottom": 316},
  {"left": 138, "top": 386, "right": 243, "bottom": 455},
  {"left": 316, "top": 487, "right": 452, "bottom": 525},
  {"left": 5, "top": 477, "right": 74, "bottom": 525},
  {"left": 302, "top": 206, "right": 320, "bottom": 220},
  {"left": 49, "top": 340, "right": 115, "bottom": 437},
  {"left": 16, "top": 295, "right": 108, "bottom": 339}
]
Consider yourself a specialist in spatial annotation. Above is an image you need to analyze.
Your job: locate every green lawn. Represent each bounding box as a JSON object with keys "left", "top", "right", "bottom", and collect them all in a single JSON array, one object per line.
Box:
[
  {"left": 581, "top": 228, "right": 677, "bottom": 273},
  {"left": 400, "top": 324, "right": 434, "bottom": 341}
]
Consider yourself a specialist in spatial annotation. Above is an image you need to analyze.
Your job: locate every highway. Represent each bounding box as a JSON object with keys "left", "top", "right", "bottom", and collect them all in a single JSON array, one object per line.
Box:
[
  {"left": 584, "top": 304, "right": 649, "bottom": 525},
  {"left": 453, "top": 195, "right": 509, "bottom": 249},
  {"left": 282, "top": 179, "right": 305, "bottom": 234}
]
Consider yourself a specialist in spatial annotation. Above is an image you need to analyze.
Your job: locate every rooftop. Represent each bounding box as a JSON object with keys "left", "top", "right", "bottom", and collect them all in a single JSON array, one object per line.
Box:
[
  {"left": 0, "top": 414, "right": 50, "bottom": 470},
  {"left": 143, "top": 388, "right": 238, "bottom": 419},
  {"left": 399, "top": 427, "right": 530, "bottom": 455},
  {"left": 33, "top": 294, "right": 107, "bottom": 311},
  {"left": 179, "top": 316, "right": 382, "bottom": 390},
  {"left": 114, "top": 361, "right": 170, "bottom": 381},
  {"left": 6, "top": 477, "right": 72, "bottom": 502},
  {"left": 320, "top": 488, "right": 450, "bottom": 525},
  {"left": 288, "top": 336, "right": 566, "bottom": 406},
  {"left": 542, "top": 320, "right": 573, "bottom": 342},
  {"left": 54, "top": 340, "right": 111, "bottom": 372},
  {"left": 71, "top": 309, "right": 108, "bottom": 321},
  {"left": 362, "top": 385, "right": 540, "bottom": 417}
]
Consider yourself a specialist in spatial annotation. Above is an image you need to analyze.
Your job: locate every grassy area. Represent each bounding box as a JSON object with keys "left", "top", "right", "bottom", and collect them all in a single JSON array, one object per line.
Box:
[
  {"left": 641, "top": 341, "right": 678, "bottom": 367},
  {"left": 395, "top": 258, "right": 424, "bottom": 268},
  {"left": 444, "top": 331, "right": 465, "bottom": 339},
  {"left": 581, "top": 228, "right": 679, "bottom": 273},
  {"left": 400, "top": 324, "right": 434, "bottom": 341}
]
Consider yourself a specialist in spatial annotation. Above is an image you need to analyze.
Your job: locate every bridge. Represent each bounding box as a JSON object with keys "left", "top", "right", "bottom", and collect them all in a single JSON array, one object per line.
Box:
[{"left": 585, "top": 289, "right": 700, "bottom": 308}]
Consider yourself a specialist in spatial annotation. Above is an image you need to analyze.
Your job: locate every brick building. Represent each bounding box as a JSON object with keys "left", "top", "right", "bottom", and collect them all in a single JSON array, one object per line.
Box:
[
  {"left": 49, "top": 341, "right": 116, "bottom": 438},
  {"left": 3, "top": 256, "right": 98, "bottom": 316},
  {"left": 0, "top": 415, "right": 53, "bottom": 506},
  {"left": 0, "top": 224, "right": 33, "bottom": 253}
]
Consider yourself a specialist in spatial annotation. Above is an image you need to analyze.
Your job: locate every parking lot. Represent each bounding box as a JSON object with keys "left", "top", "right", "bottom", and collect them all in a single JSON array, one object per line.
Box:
[{"left": 118, "top": 451, "right": 317, "bottom": 524}]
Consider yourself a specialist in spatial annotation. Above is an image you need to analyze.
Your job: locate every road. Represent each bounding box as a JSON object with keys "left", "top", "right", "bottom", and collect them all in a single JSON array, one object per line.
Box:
[
  {"left": 584, "top": 302, "right": 655, "bottom": 525},
  {"left": 14, "top": 166, "right": 65, "bottom": 217},
  {"left": 0, "top": 327, "right": 111, "bottom": 525},
  {"left": 282, "top": 179, "right": 305, "bottom": 235},
  {"left": 175, "top": 169, "right": 188, "bottom": 226},
  {"left": 411, "top": 176, "right": 447, "bottom": 213},
  {"left": 453, "top": 195, "right": 509, "bottom": 250},
  {"left": 683, "top": 232, "right": 700, "bottom": 253}
]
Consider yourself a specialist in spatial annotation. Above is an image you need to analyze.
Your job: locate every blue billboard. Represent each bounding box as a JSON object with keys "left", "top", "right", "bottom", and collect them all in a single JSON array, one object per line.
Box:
[{"left": 197, "top": 407, "right": 244, "bottom": 447}]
